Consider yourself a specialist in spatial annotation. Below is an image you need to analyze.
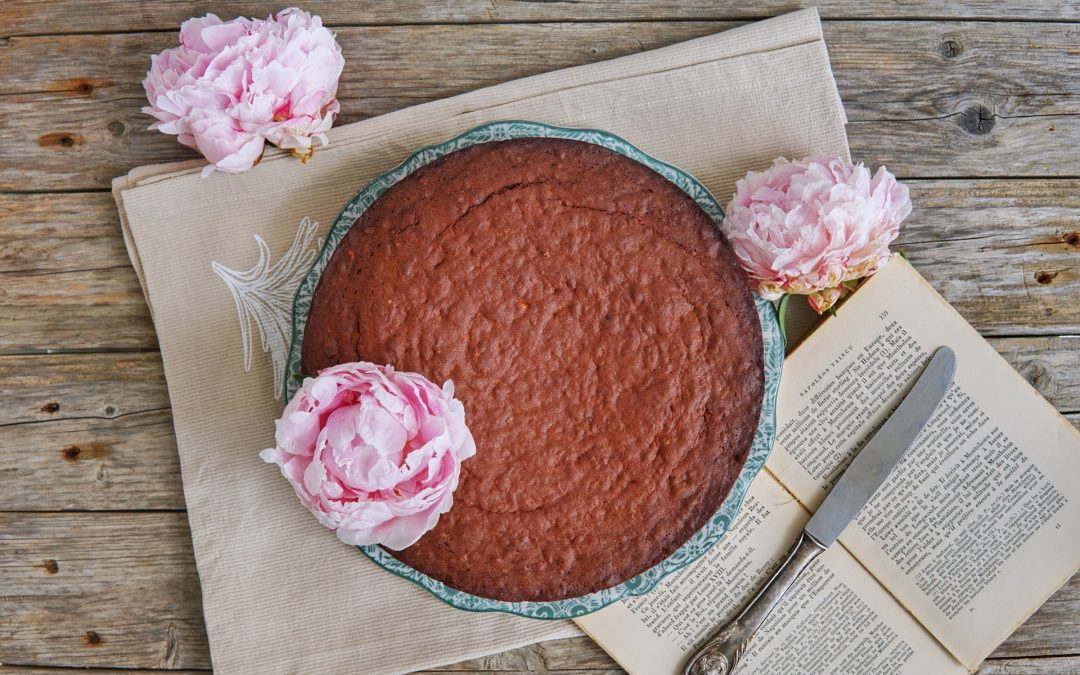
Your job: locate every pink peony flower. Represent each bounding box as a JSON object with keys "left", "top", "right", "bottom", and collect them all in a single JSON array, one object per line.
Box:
[
  {"left": 142, "top": 8, "right": 344, "bottom": 176},
  {"left": 721, "top": 155, "right": 912, "bottom": 313},
  {"left": 260, "top": 362, "right": 476, "bottom": 550}
]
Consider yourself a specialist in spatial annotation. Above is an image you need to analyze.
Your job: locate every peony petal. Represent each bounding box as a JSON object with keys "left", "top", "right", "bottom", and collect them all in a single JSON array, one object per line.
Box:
[
  {"left": 721, "top": 154, "right": 910, "bottom": 300},
  {"left": 303, "top": 450, "right": 327, "bottom": 495},
  {"left": 143, "top": 8, "right": 343, "bottom": 175},
  {"left": 356, "top": 401, "right": 408, "bottom": 457},
  {"left": 261, "top": 361, "right": 474, "bottom": 549}
]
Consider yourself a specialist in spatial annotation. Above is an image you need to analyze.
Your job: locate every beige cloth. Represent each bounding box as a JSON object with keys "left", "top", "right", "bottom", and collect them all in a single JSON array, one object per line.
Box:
[{"left": 113, "top": 9, "right": 849, "bottom": 674}]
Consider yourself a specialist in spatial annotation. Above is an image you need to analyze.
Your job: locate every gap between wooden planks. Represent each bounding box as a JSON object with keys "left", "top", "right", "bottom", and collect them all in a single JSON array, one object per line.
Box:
[{"left": 1, "top": 0, "right": 1078, "bottom": 35}]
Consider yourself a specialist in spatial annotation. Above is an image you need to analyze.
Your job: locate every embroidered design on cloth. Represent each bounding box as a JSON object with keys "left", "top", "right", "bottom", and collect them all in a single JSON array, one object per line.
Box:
[{"left": 212, "top": 217, "right": 321, "bottom": 398}]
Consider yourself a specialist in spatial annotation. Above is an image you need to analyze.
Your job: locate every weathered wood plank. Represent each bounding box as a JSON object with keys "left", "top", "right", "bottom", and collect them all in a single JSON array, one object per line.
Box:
[
  {"left": 417, "top": 671, "right": 622, "bottom": 675},
  {"left": 1067, "top": 413, "right": 1080, "bottom": 433},
  {"left": 1, "top": 186, "right": 1077, "bottom": 347},
  {"left": 424, "top": 652, "right": 1080, "bottom": 674},
  {"left": 2, "top": 178, "right": 1076, "bottom": 354},
  {"left": 979, "top": 657, "right": 1080, "bottom": 675},
  {"left": 0, "top": 193, "right": 156, "bottom": 352},
  {"left": 0, "top": 512, "right": 208, "bottom": 669},
  {"left": 0, "top": 409, "right": 183, "bottom": 511},
  {"left": 2, "top": 23, "right": 736, "bottom": 191},
  {"left": 836, "top": 20, "right": 1079, "bottom": 178},
  {"left": 896, "top": 179, "right": 1080, "bottom": 336},
  {"left": 1, "top": 21, "right": 1076, "bottom": 190},
  {"left": 425, "top": 636, "right": 618, "bottom": 671},
  {"left": 0, "top": 665, "right": 207, "bottom": 669},
  {"left": 2, "top": 655, "right": 1079, "bottom": 675},
  {"left": 993, "top": 571, "right": 1080, "bottom": 659},
  {"left": 0, "top": 510, "right": 1075, "bottom": 670},
  {"left": 1, "top": 0, "right": 1076, "bottom": 37},
  {"left": 0, "top": 265, "right": 154, "bottom": 353},
  {"left": 0, "top": 193, "right": 129, "bottom": 273},
  {"left": 3, "top": 655, "right": 1080, "bottom": 675},
  {"left": 1, "top": 335, "right": 1077, "bottom": 514},
  {"left": 989, "top": 337, "right": 1080, "bottom": 412},
  {"left": 0, "top": 352, "right": 169, "bottom": 426}
]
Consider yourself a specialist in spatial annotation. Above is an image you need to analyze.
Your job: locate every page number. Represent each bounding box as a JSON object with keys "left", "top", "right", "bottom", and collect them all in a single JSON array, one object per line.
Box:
[{"left": 878, "top": 310, "right": 889, "bottom": 320}]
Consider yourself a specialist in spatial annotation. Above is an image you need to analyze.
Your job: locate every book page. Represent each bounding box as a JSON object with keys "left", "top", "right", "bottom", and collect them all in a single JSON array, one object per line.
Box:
[
  {"left": 575, "top": 472, "right": 964, "bottom": 675},
  {"left": 765, "top": 258, "right": 1080, "bottom": 668}
]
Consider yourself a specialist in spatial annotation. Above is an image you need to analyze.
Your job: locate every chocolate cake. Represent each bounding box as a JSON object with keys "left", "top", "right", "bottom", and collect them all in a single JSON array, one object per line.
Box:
[{"left": 301, "top": 137, "right": 764, "bottom": 602}]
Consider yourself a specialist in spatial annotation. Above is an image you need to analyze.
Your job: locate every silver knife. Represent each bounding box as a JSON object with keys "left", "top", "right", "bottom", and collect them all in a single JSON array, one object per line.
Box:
[{"left": 683, "top": 345, "right": 956, "bottom": 675}]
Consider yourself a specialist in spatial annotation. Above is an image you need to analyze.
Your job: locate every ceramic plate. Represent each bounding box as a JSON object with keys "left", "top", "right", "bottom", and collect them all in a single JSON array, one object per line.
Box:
[{"left": 284, "top": 120, "right": 784, "bottom": 619}]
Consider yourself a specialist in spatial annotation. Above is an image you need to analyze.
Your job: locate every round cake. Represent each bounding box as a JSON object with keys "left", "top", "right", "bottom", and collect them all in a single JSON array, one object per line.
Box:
[{"left": 301, "top": 137, "right": 764, "bottom": 601}]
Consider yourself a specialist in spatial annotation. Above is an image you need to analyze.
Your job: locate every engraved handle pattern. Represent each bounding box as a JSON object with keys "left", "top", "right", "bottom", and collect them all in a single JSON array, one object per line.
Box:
[{"left": 682, "top": 533, "right": 825, "bottom": 675}]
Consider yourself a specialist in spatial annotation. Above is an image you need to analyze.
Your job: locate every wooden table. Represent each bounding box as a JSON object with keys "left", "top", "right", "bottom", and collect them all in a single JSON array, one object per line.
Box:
[{"left": 1, "top": 2, "right": 1077, "bottom": 673}]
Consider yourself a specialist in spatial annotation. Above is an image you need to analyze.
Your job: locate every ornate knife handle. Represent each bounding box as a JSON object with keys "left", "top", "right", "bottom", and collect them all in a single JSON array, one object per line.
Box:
[{"left": 683, "top": 533, "right": 825, "bottom": 675}]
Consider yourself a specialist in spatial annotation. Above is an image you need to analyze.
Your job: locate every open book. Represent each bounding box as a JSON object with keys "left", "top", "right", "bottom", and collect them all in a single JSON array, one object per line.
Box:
[{"left": 575, "top": 259, "right": 1080, "bottom": 674}]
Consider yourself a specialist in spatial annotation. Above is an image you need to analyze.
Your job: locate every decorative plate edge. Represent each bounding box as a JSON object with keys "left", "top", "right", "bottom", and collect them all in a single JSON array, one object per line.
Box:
[{"left": 282, "top": 120, "right": 785, "bottom": 619}]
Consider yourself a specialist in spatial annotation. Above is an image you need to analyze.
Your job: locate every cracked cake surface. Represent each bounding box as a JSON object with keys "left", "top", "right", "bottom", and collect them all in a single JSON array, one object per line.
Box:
[{"left": 301, "top": 137, "right": 764, "bottom": 601}]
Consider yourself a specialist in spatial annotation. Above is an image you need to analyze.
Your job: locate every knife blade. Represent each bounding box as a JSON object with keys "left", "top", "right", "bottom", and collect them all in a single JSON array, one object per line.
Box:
[
  {"left": 684, "top": 345, "right": 957, "bottom": 675},
  {"left": 804, "top": 344, "right": 956, "bottom": 547}
]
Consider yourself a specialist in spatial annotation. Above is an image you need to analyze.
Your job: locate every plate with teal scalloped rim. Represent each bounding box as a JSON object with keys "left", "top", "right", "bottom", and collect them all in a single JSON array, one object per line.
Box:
[{"left": 282, "top": 120, "right": 784, "bottom": 620}]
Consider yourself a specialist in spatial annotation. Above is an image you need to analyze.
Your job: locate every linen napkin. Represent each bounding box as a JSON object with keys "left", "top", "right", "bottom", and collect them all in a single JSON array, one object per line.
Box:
[{"left": 113, "top": 8, "right": 849, "bottom": 674}]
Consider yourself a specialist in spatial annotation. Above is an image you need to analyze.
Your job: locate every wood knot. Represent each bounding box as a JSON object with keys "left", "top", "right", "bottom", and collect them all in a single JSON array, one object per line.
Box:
[
  {"left": 1064, "top": 231, "right": 1080, "bottom": 247},
  {"left": 51, "top": 77, "right": 108, "bottom": 97},
  {"left": 40, "top": 401, "right": 60, "bottom": 413},
  {"left": 164, "top": 623, "right": 180, "bottom": 667},
  {"left": 1020, "top": 362, "right": 1052, "bottom": 391},
  {"left": 83, "top": 630, "right": 103, "bottom": 646},
  {"left": 62, "top": 443, "right": 108, "bottom": 462},
  {"left": 104, "top": 404, "right": 117, "bottom": 416},
  {"left": 956, "top": 104, "right": 995, "bottom": 135},
  {"left": 107, "top": 121, "right": 125, "bottom": 136},
  {"left": 940, "top": 40, "right": 963, "bottom": 58},
  {"left": 41, "top": 559, "right": 59, "bottom": 574},
  {"left": 37, "top": 132, "right": 83, "bottom": 149},
  {"left": 1035, "top": 270, "right": 1058, "bottom": 284}
]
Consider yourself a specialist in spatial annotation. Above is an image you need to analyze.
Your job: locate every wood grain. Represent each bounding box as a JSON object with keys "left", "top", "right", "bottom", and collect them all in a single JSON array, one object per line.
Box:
[
  {"left": 896, "top": 179, "right": 1080, "bottom": 336},
  {"left": 1, "top": 336, "right": 1077, "bottom": 515},
  {"left": 0, "top": 509, "right": 1076, "bottom": 671},
  {"left": 2, "top": 179, "right": 1076, "bottom": 354},
  {"left": 4, "top": 655, "right": 1080, "bottom": 675},
  {"left": 986, "top": 337, "right": 1080, "bottom": 411},
  {"left": 977, "top": 658, "right": 1080, "bottom": 675},
  {"left": 4, "top": 656, "right": 1080, "bottom": 675},
  {"left": 1, "top": 20, "right": 1077, "bottom": 190},
  {"left": 995, "top": 570, "right": 1080, "bottom": 659},
  {"left": 0, "top": 512, "right": 208, "bottom": 670},
  {"left": 0, "top": 352, "right": 169, "bottom": 427},
  {"left": 0, "top": 193, "right": 156, "bottom": 352},
  {"left": 0, "top": 409, "right": 183, "bottom": 511},
  {"left": 428, "top": 637, "right": 618, "bottom": 672},
  {"left": 1, "top": 0, "right": 1077, "bottom": 37},
  {"left": 0, "top": 669, "right": 208, "bottom": 675}
]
